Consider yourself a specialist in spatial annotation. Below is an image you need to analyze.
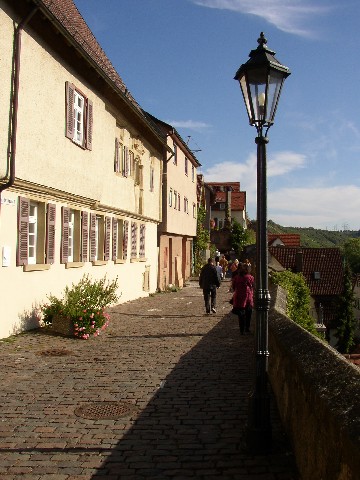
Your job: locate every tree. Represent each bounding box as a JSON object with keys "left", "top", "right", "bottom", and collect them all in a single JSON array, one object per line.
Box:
[
  {"left": 334, "top": 262, "right": 356, "bottom": 354},
  {"left": 193, "top": 205, "right": 210, "bottom": 274},
  {"left": 342, "top": 238, "right": 360, "bottom": 274},
  {"left": 229, "top": 219, "right": 255, "bottom": 255}
]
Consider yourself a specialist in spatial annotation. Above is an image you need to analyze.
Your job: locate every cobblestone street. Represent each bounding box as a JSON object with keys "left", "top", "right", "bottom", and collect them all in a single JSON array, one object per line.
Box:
[{"left": 0, "top": 278, "right": 298, "bottom": 479}]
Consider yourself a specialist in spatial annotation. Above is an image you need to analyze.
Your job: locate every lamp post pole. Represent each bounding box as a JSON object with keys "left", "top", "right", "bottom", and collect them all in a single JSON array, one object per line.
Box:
[{"left": 234, "top": 33, "right": 290, "bottom": 454}]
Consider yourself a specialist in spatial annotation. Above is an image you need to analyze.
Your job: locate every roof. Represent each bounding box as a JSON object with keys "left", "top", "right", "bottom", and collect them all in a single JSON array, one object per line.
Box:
[
  {"left": 212, "top": 191, "right": 246, "bottom": 211},
  {"left": 206, "top": 182, "right": 241, "bottom": 192},
  {"left": 269, "top": 247, "right": 344, "bottom": 296},
  {"left": 31, "top": 0, "right": 165, "bottom": 145},
  {"left": 268, "top": 234, "right": 301, "bottom": 247}
]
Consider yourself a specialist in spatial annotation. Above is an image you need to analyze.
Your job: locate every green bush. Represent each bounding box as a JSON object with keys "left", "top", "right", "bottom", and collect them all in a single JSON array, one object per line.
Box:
[
  {"left": 41, "top": 274, "right": 119, "bottom": 339},
  {"left": 271, "top": 270, "right": 321, "bottom": 337}
]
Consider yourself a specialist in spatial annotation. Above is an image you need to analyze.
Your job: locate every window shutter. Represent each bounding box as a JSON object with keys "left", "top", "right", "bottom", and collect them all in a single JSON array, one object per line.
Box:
[
  {"left": 104, "top": 216, "right": 111, "bottom": 261},
  {"left": 112, "top": 218, "right": 118, "bottom": 260},
  {"left": 81, "top": 211, "right": 88, "bottom": 262},
  {"left": 124, "top": 146, "right": 129, "bottom": 177},
  {"left": 46, "top": 203, "right": 56, "bottom": 264},
  {"left": 65, "top": 82, "right": 75, "bottom": 140},
  {"left": 90, "top": 213, "right": 97, "bottom": 261},
  {"left": 86, "top": 98, "right": 93, "bottom": 150},
  {"left": 139, "top": 224, "right": 145, "bottom": 258},
  {"left": 114, "top": 138, "right": 119, "bottom": 173},
  {"left": 61, "top": 207, "right": 70, "bottom": 263},
  {"left": 123, "top": 220, "right": 128, "bottom": 260},
  {"left": 17, "top": 197, "right": 29, "bottom": 266}
]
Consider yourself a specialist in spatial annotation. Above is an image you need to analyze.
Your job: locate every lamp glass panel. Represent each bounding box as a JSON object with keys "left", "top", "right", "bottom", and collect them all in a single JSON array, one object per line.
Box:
[
  {"left": 266, "top": 70, "right": 284, "bottom": 123},
  {"left": 247, "top": 68, "right": 268, "bottom": 123},
  {"left": 239, "top": 75, "right": 253, "bottom": 123}
]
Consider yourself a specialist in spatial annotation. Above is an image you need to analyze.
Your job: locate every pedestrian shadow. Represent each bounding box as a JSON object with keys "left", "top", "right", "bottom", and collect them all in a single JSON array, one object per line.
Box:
[{"left": 90, "top": 315, "right": 297, "bottom": 479}]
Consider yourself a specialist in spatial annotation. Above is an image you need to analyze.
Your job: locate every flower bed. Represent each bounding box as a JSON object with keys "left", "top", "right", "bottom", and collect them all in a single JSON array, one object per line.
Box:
[{"left": 41, "top": 274, "right": 119, "bottom": 339}]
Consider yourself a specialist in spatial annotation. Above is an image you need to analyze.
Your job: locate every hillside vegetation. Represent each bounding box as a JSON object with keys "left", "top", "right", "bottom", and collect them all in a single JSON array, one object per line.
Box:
[{"left": 267, "top": 220, "right": 360, "bottom": 248}]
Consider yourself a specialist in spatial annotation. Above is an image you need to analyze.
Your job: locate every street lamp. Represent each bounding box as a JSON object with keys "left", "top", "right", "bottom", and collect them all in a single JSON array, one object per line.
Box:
[{"left": 234, "top": 32, "right": 290, "bottom": 454}]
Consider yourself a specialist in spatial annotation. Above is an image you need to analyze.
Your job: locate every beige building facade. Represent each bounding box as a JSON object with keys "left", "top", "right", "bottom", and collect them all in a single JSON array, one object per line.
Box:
[
  {"left": 0, "top": 0, "right": 167, "bottom": 338},
  {"left": 148, "top": 116, "right": 201, "bottom": 290}
]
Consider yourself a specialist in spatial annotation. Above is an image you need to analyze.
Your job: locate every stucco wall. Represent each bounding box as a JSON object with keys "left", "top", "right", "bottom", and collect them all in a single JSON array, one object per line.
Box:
[{"left": 269, "top": 286, "right": 360, "bottom": 480}]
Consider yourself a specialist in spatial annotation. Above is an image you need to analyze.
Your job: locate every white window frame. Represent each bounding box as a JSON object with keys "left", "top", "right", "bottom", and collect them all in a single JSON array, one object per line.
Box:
[{"left": 73, "top": 90, "right": 85, "bottom": 145}]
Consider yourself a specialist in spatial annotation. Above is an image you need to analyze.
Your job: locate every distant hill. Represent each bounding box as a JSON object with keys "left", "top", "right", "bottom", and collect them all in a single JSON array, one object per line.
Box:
[{"left": 266, "top": 220, "right": 360, "bottom": 248}]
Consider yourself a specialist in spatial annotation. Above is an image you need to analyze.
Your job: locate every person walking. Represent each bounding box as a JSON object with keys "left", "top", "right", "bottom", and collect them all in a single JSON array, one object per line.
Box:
[
  {"left": 219, "top": 254, "right": 228, "bottom": 278},
  {"left": 231, "top": 263, "right": 254, "bottom": 334},
  {"left": 199, "top": 257, "right": 221, "bottom": 314},
  {"left": 215, "top": 256, "right": 223, "bottom": 281}
]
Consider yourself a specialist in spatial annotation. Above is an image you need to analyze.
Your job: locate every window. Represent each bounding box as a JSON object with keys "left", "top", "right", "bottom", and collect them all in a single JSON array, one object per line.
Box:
[
  {"left": 65, "top": 82, "right": 93, "bottom": 150},
  {"left": 173, "top": 143, "right": 177, "bottom": 165},
  {"left": 139, "top": 224, "right": 146, "bottom": 258},
  {"left": 192, "top": 165, "right": 195, "bottom": 182},
  {"left": 185, "top": 157, "right": 188, "bottom": 176},
  {"left": 89, "top": 213, "right": 111, "bottom": 262},
  {"left": 178, "top": 193, "right": 180, "bottom": 211},
  {"left": 193, "top": 202, "right": 196, "bottom": 218},
  {"left": 174, "top": 190, "right": 177, "bottom": 209},
  {"left": 169, "top": 188, "right": 173, "bottom": 207},
  {"left": 184, "top": 197, "right": 189, "bottom": 214},
  {"left": 219, "top": 203, "right": 226, "bottom": 210},
  {"left": 150, "top": 160, "right": 154, "bottom": 192},
  {"left": 131, "top": 222, "right": 138, "bottom": 258},
  {"left": 114, "top": 139, "right": 130, "bottom": 177},
  {"left": 61, "top": 208, "right": 88, "bottom": 264},
  {"left": 112, "top": 218, "right": 128, "bottom": 261},
  {"left": 17, "top": 197, "right": 55, "bottom": 267}
]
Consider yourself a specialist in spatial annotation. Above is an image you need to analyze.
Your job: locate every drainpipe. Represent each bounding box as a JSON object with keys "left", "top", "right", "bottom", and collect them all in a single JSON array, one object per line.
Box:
[{"left": 0, "top": 6, "right": 39, "bottom": 196}]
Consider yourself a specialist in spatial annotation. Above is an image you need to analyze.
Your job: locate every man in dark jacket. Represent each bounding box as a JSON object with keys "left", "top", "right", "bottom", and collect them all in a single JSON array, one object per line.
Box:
[{"left": 199, "top": 257, "right": 221, "bottom": 314}]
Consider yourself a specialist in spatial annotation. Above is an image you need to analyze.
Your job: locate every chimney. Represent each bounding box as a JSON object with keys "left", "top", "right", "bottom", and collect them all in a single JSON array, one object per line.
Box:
[{"left": 295, "top": 250, "right": 303, "bottom": 272}]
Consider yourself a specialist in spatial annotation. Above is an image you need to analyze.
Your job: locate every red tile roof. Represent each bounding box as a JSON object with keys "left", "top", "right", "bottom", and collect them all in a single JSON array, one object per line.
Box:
[
  {"left": 269, "top": 247, "right": 344, "bottom": 296},
  {"left": 268, "top": 234, "right": 301, "bottom": 247},
  {"left": 212, "top": 191, "right": 246, "bottom": 211}
]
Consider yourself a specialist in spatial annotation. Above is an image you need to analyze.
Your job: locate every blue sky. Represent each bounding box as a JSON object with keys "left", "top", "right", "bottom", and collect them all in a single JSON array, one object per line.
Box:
[{"left": 74, "top": 0, "right": 360, "bottom": 230}]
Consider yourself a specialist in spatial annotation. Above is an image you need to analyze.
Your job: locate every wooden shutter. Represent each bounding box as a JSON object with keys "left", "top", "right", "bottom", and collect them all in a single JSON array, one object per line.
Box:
[
  {"left": 139, "top": 224, "right": 145, "bottom": 258},
  {"left": 17, "top": 197, "right": 29, "bottom": 266},
  {"left": 90, "top": 213, "right": 97, "bottom": 261},
  {"left": 46, "top": 203, "right": 56, "bottom": 264},
  {"left": 65, "top": 82, "right": 75, "bottom": 140},
  {"left": 112, "top": 218, "right": 118, "bottom": 260},
  {"left": 114, "top": 138, "right": 119, "bottom": 173},
  {"left": 104, "top": 216, "right": 111, "bottom": 261},
  {"left": 124, "top": 146, "right": 129, "bottom": 177},
  {"left": 123, "top": 220, "right": 128, "bottom": 260},
  {"left": 86, "top": 98, "right": 93, "bottom": 150},
  {"left": 61, "top": 207, "right": 70, "bottom": 263},
  {"left": 81, "top": 211, "right": 88, "bottom": 262}
]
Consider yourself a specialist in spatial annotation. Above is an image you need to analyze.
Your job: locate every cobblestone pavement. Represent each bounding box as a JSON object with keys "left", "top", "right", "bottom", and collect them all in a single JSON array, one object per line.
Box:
[{"left": 0, "top": 279, "right": 298, "bottom": 479}]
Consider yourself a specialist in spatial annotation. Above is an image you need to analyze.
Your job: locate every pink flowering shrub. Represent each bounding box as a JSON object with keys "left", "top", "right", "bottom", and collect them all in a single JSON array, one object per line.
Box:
[{"left": 41, "top": 274, "right": 119, "bottom": 339}]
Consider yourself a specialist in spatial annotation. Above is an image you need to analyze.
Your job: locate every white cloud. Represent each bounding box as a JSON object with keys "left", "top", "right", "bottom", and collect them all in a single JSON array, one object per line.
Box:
[
  {"left": 165, "top": 120, "right": 211, "bottom": 130},
  {"left": 202, "top": 153, "right": 360, "bottom": 230},
  {"left": 191, "top": 0, "right": 332, "bottom": 37}
]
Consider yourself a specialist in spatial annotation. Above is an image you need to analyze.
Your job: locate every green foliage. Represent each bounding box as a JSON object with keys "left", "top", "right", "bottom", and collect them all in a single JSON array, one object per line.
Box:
[
  {"left": 267, "top": 219, "right": 359, "bottom": 248},
  {"left": 229, "top": 220, "right": 255, "bottom": 255},
  {"left": 342, "top": 238, "right": 360, "bottom": 274},
  {"left": 194, "top": 205, "right": 210, "bottom": 274},
  {"left": 271, "top": 270, "right": 321, "bottom": 337},
  {"left": 334, "top": 263, "right": 356, "bottom": 353},
  {"left": 41, "top": 274, "right": 119, "bottom": 339}
]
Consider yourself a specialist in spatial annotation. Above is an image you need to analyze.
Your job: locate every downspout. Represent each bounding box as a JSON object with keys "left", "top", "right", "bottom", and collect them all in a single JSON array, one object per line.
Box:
[{"left": 0, "top": 6, "right": 39, "bottom": 196}]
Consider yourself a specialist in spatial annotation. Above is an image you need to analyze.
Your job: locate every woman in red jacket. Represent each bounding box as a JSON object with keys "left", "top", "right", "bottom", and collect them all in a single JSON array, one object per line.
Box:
[{"left": 231, "top": 263, "right": 254, "bottom": 334}]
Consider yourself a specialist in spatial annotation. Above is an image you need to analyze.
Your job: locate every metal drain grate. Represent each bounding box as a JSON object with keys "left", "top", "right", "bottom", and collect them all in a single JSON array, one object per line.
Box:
[
  {"left": 74, "top": 401, "right": 138, "bottom": 420},
  {"left": 38, "top": 348, "right": 72, "bottom": 356}
]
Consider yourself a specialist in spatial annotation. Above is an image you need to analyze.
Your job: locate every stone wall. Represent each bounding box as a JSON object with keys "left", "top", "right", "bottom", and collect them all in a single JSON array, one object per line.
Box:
[{"left": 268, "top": 286, "right": 360, "bottom": 480}]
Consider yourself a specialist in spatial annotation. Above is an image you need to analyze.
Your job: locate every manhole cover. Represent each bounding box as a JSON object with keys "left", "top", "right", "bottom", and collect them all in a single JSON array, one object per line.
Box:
[
  {"left": 38, "top": 348, "right": 72, "bottom": 356},
  {"left": 74, "top": 401, "right": 138, "bottom": 419}
]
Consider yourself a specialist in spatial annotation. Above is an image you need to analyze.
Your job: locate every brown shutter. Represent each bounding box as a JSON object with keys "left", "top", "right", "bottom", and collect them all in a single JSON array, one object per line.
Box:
[
  {"left": 104, "top": 216, "right": 111, "bottom": 261},
  {"left": 46, "top": 203, "right": 56, "bottom": 264},
  {"left": 90, "top": 213, "right": 97, "bottom": 261},
  {"left": 17, "top": 197, "right": 29, "bottom": 266},
  {"left": 81, "top": 211, "right": 88, "bottom": 262},
  {"left": 112, "top": 218, "right": 118, "bottom": 261},
  {"left": 86, "top": 98, "right": 93, "bottom": 150},
  {"left": 114, "top": 138, "right": 119, "bottom": 173},
  {"left": 61, "top": 207, "right": 70, "bottom": 264},
  {"left": 123, "top": 220, "right": 128, "bottom": 260},
  {"left": 124, "top": 146, "right": 129, "bottom": 177},
  {"left": 65, "top": 81, "right": 75, "bottom": 140}
]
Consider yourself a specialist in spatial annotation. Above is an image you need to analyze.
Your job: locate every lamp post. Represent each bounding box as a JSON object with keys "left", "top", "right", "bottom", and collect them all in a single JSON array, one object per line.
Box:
[{"left": 234, "top": 32, "right": 290, "bottom": 454}]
